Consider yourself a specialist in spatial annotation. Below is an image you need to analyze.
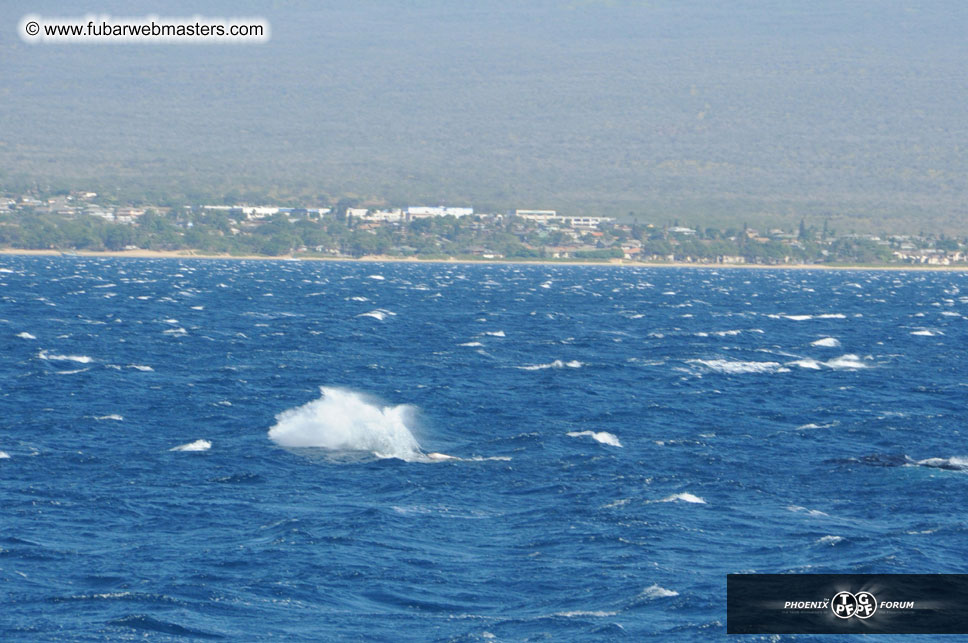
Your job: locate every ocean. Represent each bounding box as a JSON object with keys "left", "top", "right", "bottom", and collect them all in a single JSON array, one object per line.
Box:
[{"left": 1, "top": 257, "right": 966, "bottom": 640}]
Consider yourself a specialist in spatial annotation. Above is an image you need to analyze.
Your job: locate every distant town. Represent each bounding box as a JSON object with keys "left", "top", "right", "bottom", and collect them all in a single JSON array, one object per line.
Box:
[{"left": 2, "top": 190, "right": 966, "bottom": 266}]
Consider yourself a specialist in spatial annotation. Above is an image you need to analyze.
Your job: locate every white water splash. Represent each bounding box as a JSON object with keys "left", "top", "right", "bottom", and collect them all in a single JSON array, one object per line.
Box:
[{"left": 269, "top": 387, "right": 425, "bottom": 461}]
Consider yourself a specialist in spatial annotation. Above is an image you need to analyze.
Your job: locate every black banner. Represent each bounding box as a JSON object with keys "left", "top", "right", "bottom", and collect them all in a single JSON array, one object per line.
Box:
[{"left": 727, "top": 574, "right": 968, "bottom": 634}]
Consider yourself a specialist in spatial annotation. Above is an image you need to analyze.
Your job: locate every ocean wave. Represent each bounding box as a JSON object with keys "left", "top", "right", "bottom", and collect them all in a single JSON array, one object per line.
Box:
[
  {"left": 459, "top": 341, "right": 483, "bottom": 347},
  {"left": 689, "top": 359, "right": 788, "bottom": 374},
  {"left": 38, "top": 350, "right": 93, "bottom": 364},
  {"left": 519, "top": 360, "right": 583, "bottom": 371},
  {"left": 16, "top": 331, "right": 36, "bottom": 340},
  {"left": 640, "top": 584, "right": 679, "bottom": 599},
  {"left": 659, "top": 492, "right": 706, "bottom": 504},
  {"left": 824, "top": 354, "right": 868, "bottom": 369},
  {"left": 788, "top": 358, "right": 823, "bottom": 370},
  {"left": 483, "top": 330, "right": 505, "bottom": 337},
  {"left": 567, "top": 430, "right": 622, "bottom": 447},
  {"left": 553, "top": 610, "right": 618, "bottom": 617},
  {"left": 818, "top": 535, "right": 843, "bottom": 545},
  {"left": 787, "top": 505, "right": 829, "bottom": 517},
  {"left": 0, "top": 451, "right": 9, "bottom": 459},
  {"left": 170, "top": 440, "right": 211, "bottom": 452},
  {"left": 811, "top": 337, "right": 841, "bottom": 347},
  {"left": 127, "top": 364, "right": 154, "bottom": 372},
  {"left": 911, "top": 329, "right": 942, "bottom": 336},
  {"left": 357, "top": 309, "right": 395, "bottom": 321}
]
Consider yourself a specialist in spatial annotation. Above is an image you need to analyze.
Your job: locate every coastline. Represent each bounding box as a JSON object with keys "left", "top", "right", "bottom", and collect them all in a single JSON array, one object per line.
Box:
[{"left": 1, "top": 247, "right": 966, "bottom": 271}]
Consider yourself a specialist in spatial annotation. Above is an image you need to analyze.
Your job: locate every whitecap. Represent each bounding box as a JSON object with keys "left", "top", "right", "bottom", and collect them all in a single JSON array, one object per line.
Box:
[
  {"left": 788, "top": 358, "right": 822, "bottom": 370},
  {"left": 689, "top": 359, "right": 787, "bottom": 374},
  {"left": 367, "top": 274, "right": 385, "bottom": 280},
  {"left": 567, "top": 431, "right": 622, "bottom": 447},
  {"left": 519, "top": 360, "right": 583, "bottom": 371},
  {"left": 170, "top": 439, "right": 211, "bottom": 452},
  {"left": 0, "top": 451, "right": 10, "bottom": 459},
  {"left": 358, "top": 309, "right": 395, "bottom": 321},
  {"left": 94, "top": 414, "right": 124, "bottom": 421},
  {"left": 787, "top": 505, "right": 829, "bottom": 517},
  {"left": 127, "top": 364, "right": 154, "bottom": 372},
  {"left": 817, "top": 313, "right": 846, "bottom": 319},
  {"left": 824, "top": 354, "right": 868, "bottom": 369},
  {"left": 811, "top": 337, "right": 841, "bottom": 347},
  {"left": 553, "top": 610, "right": 618, "bottom": 618},
  {"left": 659, "top": 492, "right": 706, "bottom": 504},
  {"left": 459, "top": 341, "right": 484, "bottom": 347},
  {"left": 483, "top": 330, "right": 505, "bottom": 337},
  {"left": 640, "top": 584, "right": 679, "bottom": 599},
  {"left": 349, "top": 296, "right": 369, "bottom": 302},
  {"left": 38, "top": 350, "right": 93, "bottom": 364},
  {"left": 911, "top": 329, "right": 941, "bottom": 337},
  {"left": 818, "top": 535, "right": 843, "bottom": 544},
  {"left": 162, "top": 327, "right": 188, "bottom": 336},
  {"left": 17, "top": 332, "right": 36, "bottom": 340}
]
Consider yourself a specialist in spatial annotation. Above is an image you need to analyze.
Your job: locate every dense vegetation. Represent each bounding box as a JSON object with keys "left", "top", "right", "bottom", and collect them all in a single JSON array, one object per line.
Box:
[{"left": 3, "top": 207, "right": 952, "bottom": 266}]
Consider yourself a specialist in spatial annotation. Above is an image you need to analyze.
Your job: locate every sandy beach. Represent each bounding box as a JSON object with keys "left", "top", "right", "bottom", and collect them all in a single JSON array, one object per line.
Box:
[{"left": 1, "top": 247, "right": 966, "bottom": 271}]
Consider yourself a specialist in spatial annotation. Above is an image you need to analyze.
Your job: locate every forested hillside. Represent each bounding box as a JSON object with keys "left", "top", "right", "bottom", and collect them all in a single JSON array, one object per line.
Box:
[{"left": 1, "top": 1, "right": 966, "bottom": 233}]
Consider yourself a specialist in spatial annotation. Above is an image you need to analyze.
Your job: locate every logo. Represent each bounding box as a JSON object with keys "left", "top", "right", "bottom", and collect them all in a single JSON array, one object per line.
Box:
[{"left": 832, "top": 591, "right": 877, "bottom": 619}]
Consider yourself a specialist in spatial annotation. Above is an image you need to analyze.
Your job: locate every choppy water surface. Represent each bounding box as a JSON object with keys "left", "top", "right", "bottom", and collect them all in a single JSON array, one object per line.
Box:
[{"left": 2, "top": 257, "right": 966, "bottom": 640}]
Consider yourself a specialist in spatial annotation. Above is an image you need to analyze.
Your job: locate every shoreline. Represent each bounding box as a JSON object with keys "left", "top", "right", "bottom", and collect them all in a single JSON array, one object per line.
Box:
[{"left": 1, "top": 247, "right": 966, "bottom": 272}]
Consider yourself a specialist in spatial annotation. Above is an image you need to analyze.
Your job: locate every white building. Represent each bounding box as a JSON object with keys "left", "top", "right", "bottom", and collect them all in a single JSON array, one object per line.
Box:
[
  {"left": 407, "top": 206, "right": 474, "bottom": 218},
  {"left": 515, "top": 209, "right": 558, "bottom": 223},
  {"left": 563, "top": 216, "right": 614, "bottom": 229},
  {"left": 366, "top": 208, "right": 404, "bottom": 222}
]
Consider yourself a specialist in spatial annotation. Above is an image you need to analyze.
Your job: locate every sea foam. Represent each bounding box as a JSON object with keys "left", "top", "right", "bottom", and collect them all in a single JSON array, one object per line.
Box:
[{"left": 269, "top": 387, "right": 424, "bottom": 461}]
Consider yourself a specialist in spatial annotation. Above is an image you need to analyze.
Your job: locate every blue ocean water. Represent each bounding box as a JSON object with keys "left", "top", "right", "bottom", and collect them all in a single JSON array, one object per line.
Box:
[{"left": 1, "top": 257, "right": 966, "bottom": 641}]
